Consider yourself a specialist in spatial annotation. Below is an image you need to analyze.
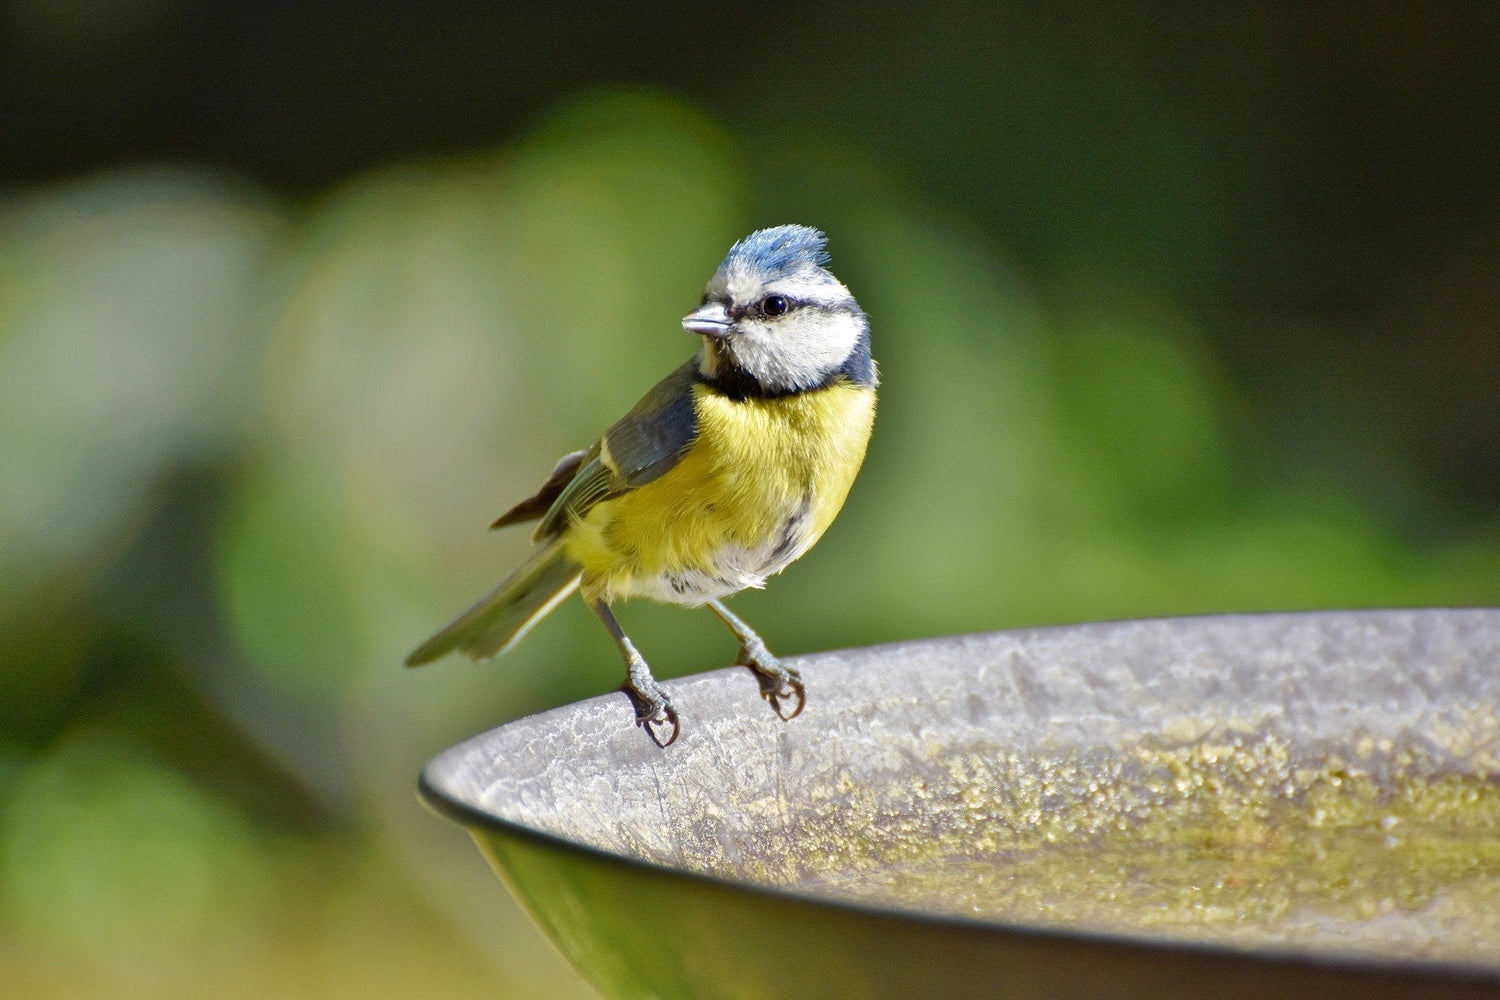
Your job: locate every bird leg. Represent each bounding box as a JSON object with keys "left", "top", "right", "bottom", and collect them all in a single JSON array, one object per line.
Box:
[
  {"left": 589, "top": 599, "right": 679, "bottom": 748},
  {"left": 708, "top": 599, "right": 805, "bottom": 721}
]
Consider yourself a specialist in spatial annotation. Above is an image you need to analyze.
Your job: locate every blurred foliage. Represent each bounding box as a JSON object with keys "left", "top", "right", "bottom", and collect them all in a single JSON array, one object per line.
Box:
[{"left": 2, "top": 6, "right": 1499, "bottom": 999}]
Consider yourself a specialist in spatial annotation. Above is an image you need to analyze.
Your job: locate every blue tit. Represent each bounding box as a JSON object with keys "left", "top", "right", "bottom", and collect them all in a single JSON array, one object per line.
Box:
[{"left": 406, "top": 225, "right": 877, "bottom": 746}]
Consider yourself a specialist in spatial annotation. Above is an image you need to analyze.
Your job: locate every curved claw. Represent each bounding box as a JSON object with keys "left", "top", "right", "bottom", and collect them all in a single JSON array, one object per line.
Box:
[
  {"left": 640, "top": 704, "right": 681, "bottom": 748},
  {"left": 620, "top": 682, "right": 680, "bottom": 748},
  {"left": 746, "top": 658, "right": 805, "bottom": 721},
  {"left": 763, "top": 675, "right": 806, "bottom": 721}
]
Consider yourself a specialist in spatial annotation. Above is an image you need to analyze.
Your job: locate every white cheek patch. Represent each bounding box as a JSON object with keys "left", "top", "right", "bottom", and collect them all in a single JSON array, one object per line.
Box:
[{"left": 732, "top": 308, "right": 863, "bottom": 392}]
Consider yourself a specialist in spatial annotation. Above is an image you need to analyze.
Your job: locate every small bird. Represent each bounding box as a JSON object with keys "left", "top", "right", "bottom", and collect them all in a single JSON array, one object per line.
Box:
[{"left": 406, "top": 225, "right": 876, "bottom": 747}]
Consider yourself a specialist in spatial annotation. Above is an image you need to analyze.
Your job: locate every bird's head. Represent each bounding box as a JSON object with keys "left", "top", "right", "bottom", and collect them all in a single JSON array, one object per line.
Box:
[{"left": 683, "top": 225, "right": 873, "bottom": 396}]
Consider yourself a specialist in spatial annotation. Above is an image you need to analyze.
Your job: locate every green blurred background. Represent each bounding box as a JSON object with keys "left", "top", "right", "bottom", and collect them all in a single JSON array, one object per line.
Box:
[{"left": 2, "top": 4, "right": 1498, "bottom": 997}]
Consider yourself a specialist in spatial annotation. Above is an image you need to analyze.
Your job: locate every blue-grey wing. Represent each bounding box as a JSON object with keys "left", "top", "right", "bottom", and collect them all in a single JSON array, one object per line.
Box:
[
  {"left": 490, "top": 448, "right": 589, "bottom": 530},
  {"left": 532, "top": 360, "right": 700, "bottom": 540}
]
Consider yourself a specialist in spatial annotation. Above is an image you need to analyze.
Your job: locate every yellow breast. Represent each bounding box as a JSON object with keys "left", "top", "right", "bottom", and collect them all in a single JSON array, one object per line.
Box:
[{"left": 567, "top": 380, "right": 876, "bottom": 605}]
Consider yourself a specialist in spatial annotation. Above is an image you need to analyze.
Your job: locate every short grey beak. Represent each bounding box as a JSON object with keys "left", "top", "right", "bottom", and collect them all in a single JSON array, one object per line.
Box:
[{"left": 682, "top": 301, "right": 732, "bottom": 338}]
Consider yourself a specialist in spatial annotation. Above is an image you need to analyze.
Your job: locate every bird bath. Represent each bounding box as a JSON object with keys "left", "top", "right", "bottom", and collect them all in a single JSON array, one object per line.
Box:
[{"left": 420, "top": 609, "right": 1500, "bottom": 999}]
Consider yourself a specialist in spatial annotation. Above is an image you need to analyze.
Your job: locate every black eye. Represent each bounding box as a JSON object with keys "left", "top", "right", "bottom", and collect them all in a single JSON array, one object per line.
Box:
[{"left": 762, "top": 294, "right": 790, "bottom": 317}]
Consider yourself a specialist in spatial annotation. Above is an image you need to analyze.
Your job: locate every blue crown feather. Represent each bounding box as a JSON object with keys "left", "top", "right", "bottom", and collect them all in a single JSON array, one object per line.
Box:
[{"left": 721, "top": 225, "right": 829, "bottom": 281}]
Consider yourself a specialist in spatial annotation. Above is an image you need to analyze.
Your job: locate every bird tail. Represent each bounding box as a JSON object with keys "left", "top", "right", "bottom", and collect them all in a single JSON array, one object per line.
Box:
[{"left": 405, "top": 539, "right": 583, "bottom": 666}]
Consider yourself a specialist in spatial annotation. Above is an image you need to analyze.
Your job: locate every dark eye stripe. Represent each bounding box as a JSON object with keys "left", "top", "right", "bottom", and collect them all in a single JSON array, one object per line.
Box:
[{"left": 726, "top": 293, "right": 861, "bottom": 322}]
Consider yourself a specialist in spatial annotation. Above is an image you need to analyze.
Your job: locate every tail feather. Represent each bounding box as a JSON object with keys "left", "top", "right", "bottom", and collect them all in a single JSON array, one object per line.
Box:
[{"left": 405, "top": 540, "right": 582, "bottom": 666}]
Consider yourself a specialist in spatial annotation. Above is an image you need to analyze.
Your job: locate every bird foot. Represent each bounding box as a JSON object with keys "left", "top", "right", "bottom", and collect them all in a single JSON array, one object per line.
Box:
[
  {"left": 620, "top": 677, "right": 680, "bottom": 748},
  {"left": 740, "top": 647, "right": 805, "bottom": 721}
]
